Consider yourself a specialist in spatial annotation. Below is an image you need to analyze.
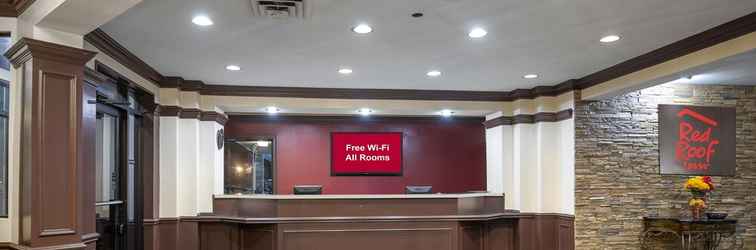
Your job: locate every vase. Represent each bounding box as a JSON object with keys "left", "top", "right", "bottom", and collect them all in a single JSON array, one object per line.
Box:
[{"left": 690, "top": 206, "right": 704, "bottom": 220}]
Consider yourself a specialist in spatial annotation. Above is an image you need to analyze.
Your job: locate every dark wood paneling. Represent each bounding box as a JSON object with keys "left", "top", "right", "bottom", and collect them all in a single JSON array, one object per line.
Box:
[
  {"left": 179, "top": 221, "right": 199, "bottom": 250},
  {"left": 142, "top": 222, "right": 159, "bottom": 250},
  {"left": 195, "top": 196, "right": 568, "bottom": 250},
  {"left": 516, "top": 214, "right": 575, "bottom": 250},
  {"left": 81, "top": 67, "right": 99, "bottom": 250},
  {"left": 199, "top": 223, "right": 238, "bottom": 250},
  {"left": 5, "top": 38, "right": 96, "bottom": 249},
  {"left": 276, "top": 198, "right": 459, "bottom": 217},
  {"left": 557, "top": 216, "right": 575, "bottom": 250},
  {"left": 485, "top": 221, "right": 516, "bottom": 250},
  {"left": 515, "top": 216, "right": 537, "bottom": 250},
  {"left": 278, "top": 222, "right": 457, "bottom": 250},
  {"left": 157, "top": 218, "right": 178, "bottom": 250},
  {"left": 483, "top": 109, "right": 573, "bottom": 129},
  {"left": 225, "top": 116, "right": 486, "bottom": 194},
  {"left": 459, "top": 223, "right": 483, "bottom": 250},
  {"left": 240, "top": 225, "right": 275, "bottom": 250}
]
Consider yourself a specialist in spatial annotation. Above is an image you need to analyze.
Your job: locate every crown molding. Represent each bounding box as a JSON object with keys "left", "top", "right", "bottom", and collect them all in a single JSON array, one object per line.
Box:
[
  {"left": 85, "top": 11, "right": 756, "bottom": 102},
  {"left": 4, "top": 37, "right": 96, "bottom": 68},
  {"left": 574, "top": 11, "right": 756, "bottom": 90},
  {"left": 159, "top": 105, "right": 228, "bottom": 125},
  {"left": 229, "top": 114, "right": 486, "bottom": 124},
  {"left": 0, "top": 0, "right": 35, "bottom": 17},
  {"left": 483, "top": 109, "right": 573, "bottom": 129},
  {"left": 84, "top": 28, "right": 165, "bottom": 85}
]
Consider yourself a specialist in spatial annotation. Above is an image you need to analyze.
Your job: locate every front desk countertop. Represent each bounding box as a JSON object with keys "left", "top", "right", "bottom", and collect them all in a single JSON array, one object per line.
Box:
[{"left": 213, "top": 192, "right": 503, "bottom": 200}]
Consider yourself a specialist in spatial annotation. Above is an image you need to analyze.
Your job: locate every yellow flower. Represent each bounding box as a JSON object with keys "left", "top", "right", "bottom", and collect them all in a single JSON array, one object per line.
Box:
[
  {"left": 689, "top": 198, "right": 706, "bottom": 208},
  {"left": 684, "top": 177, "right": 711, "bottom": 191}
]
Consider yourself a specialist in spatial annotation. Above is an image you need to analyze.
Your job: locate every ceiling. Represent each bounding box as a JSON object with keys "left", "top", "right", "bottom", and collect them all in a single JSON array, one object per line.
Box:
[
  {"left": 100, "top": 0, "right": 756, "bottom": 91},
  {"left": 663, "top": 49, "right": 756, "bottom": 86}
]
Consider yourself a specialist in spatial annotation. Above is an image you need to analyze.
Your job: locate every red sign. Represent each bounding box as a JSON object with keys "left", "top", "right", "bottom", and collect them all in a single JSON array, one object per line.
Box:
[
  {"left": 331, "top": 132, "right": 403, "bottom": 176},
  {"left": 659, "top": 105, "right": 735, "bottom": 176}
]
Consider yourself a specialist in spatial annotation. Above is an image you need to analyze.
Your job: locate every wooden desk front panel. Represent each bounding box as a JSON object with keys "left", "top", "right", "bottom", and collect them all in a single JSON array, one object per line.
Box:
[
  {"left": 278, "top": 221, "right": 458, "bottom": 250},
  {"left": 198, "top": 221, "right": 517, "bottom": 250}
]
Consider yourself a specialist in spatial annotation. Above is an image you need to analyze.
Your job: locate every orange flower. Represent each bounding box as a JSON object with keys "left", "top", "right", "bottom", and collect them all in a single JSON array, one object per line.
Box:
[{"left": 701, "top": 176, "right": 714, "bottom": 190}]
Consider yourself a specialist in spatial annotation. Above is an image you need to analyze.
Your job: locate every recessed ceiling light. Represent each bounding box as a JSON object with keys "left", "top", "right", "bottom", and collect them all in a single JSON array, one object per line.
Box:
[
  {"left": 265, "top": 106, "right": 279, "bottom": 114},
  {"left": 468, "top": 27, "right": 487, "bottom": 38},
  {"left": 600, "top": 35, "right": 620, "bottom": 43},
  {"left": 678, "top": 75, "right": 696, "bottom": 82},
  {"left": 338, "top": 68, "right": 353, "bottom": 74},
  {"left": 440, "top": 109, "right": 454, "bottom": 117},
  {"left": 523, "top": 74, "right": 538, "bottom": 79},
  {"left": 357, "top": 108, "right": 373, "bottom": 116},
  {"left": 225, "top": 65, "right": 241, "bottom": 71},
  {"left": 427, "top": 70, "right": 442, "bottom": 77},
  {"left": 192, "top": 15, "right": 214, "bottom": 26},
  {"left": 352, "top": 24, "right": 373, "bottom": 34}
]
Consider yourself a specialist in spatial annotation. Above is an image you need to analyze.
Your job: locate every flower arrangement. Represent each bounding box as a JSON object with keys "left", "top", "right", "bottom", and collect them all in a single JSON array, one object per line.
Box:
[{"left": 684, "top": 176, "right": 714, "bottom": 219}]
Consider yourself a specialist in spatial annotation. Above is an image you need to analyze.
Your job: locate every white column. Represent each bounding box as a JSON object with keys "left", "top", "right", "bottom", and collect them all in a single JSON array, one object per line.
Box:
[
  {"left": 486, "top": 125, "right": 504, "bottom": 194},
  {"left": 514, "top": 124, "right": 538, "bottom": 213},
  {"left": 485, "top": 113, "right": 517, "bottom": 210},
  {"left": 158, "top": 116, "right": 179, "bottom": 218},
  {"left": 197, "top": 120, "right": 224, "bottom": 213},
  {"left": 538, "top": 122, "right": 562, "bottom": 213},
  {"left": 177, "top": 118, "right": 200, "bottom": 216},
  {"left": 559, "top": 118, "right": 575, "bottom": 215}
]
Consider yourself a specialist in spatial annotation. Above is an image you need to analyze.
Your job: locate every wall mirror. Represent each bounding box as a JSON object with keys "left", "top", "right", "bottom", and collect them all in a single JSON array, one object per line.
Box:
[{"left": 224, "top": 137, "right": 275, "bottom": 194}]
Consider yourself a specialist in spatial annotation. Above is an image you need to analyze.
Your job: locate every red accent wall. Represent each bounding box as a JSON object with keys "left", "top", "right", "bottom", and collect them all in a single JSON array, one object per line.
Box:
[{"left": 225, "top": 116, "right": 486, "bottom": 194}]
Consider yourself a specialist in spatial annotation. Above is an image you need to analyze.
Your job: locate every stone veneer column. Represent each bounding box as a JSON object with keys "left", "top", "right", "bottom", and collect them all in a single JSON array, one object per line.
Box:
[{"left": 4, "top": 38, "right": 96, "bottom": 249}]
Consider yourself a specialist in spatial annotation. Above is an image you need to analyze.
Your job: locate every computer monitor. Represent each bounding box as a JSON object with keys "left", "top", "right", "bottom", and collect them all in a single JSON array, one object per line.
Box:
[
  {"left": 405, "top": 186, "right": 433, "bottom": 194},
  {"left": 293, "top": 185, "right": 323, "bottom": 195}
]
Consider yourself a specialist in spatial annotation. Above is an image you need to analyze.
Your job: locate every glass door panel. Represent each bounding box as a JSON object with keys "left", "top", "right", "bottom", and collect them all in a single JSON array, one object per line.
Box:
[{"left": 96, "top": 112, "right": 123, "bottom": 250}]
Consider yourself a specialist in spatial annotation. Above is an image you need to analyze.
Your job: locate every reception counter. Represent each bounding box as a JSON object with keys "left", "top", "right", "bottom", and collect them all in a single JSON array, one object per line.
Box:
[{"left": 185, "top": 193, "right": 574, "bottom": 250}]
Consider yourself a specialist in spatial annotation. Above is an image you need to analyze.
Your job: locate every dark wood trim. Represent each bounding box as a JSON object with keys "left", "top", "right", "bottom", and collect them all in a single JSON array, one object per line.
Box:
[
  {"left": 229, "top": 114, "right": 485, "bottom": 124},
  {"left": 4, "top": 37, "right": 96, "bottom": 67},
  {"left": 575, "top": 11, "right": 756, "bottom": 90},
  {"left": 200, "top": 84, "right": 518, "bottom": 101},
  {"left": 158, "top": 105, "right": 229, "bottom": 125},
  {"left": 483, "top": 109, "right": 573, "bottom": 129},
  {"left": 83, "top": 67, "right": 108, "bottom": 87},
  {"left": 178, "top": 108, "right": 202, "bottom": 119},
  {"left": 0, "top": 242, "right": 87, "bottom": 250},
  {"left": 159, "top": 105, "right": 182, "bottom": 117},
  {"left": 84, "top": 29, "right": 164, "bottom": 85},
  {"left": 86, "top": 12, "right": 756, "bottom": 102},
  {"left": 0, "top": 0, "right": 36, "bottom": 17},
  {"left": 200, "top": 111, "right": 229, "bottom": 126}
]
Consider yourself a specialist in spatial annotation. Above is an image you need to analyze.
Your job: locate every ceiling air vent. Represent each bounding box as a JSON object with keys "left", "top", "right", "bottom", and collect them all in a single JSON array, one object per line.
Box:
[{"left": 251, "top": 0, "right": 309, "bottom": 19}]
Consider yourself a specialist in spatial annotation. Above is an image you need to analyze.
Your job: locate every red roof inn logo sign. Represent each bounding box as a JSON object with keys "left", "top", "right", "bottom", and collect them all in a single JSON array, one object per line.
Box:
[{"left": 659, "top": 104, "right": 735, "bottom": 176}]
